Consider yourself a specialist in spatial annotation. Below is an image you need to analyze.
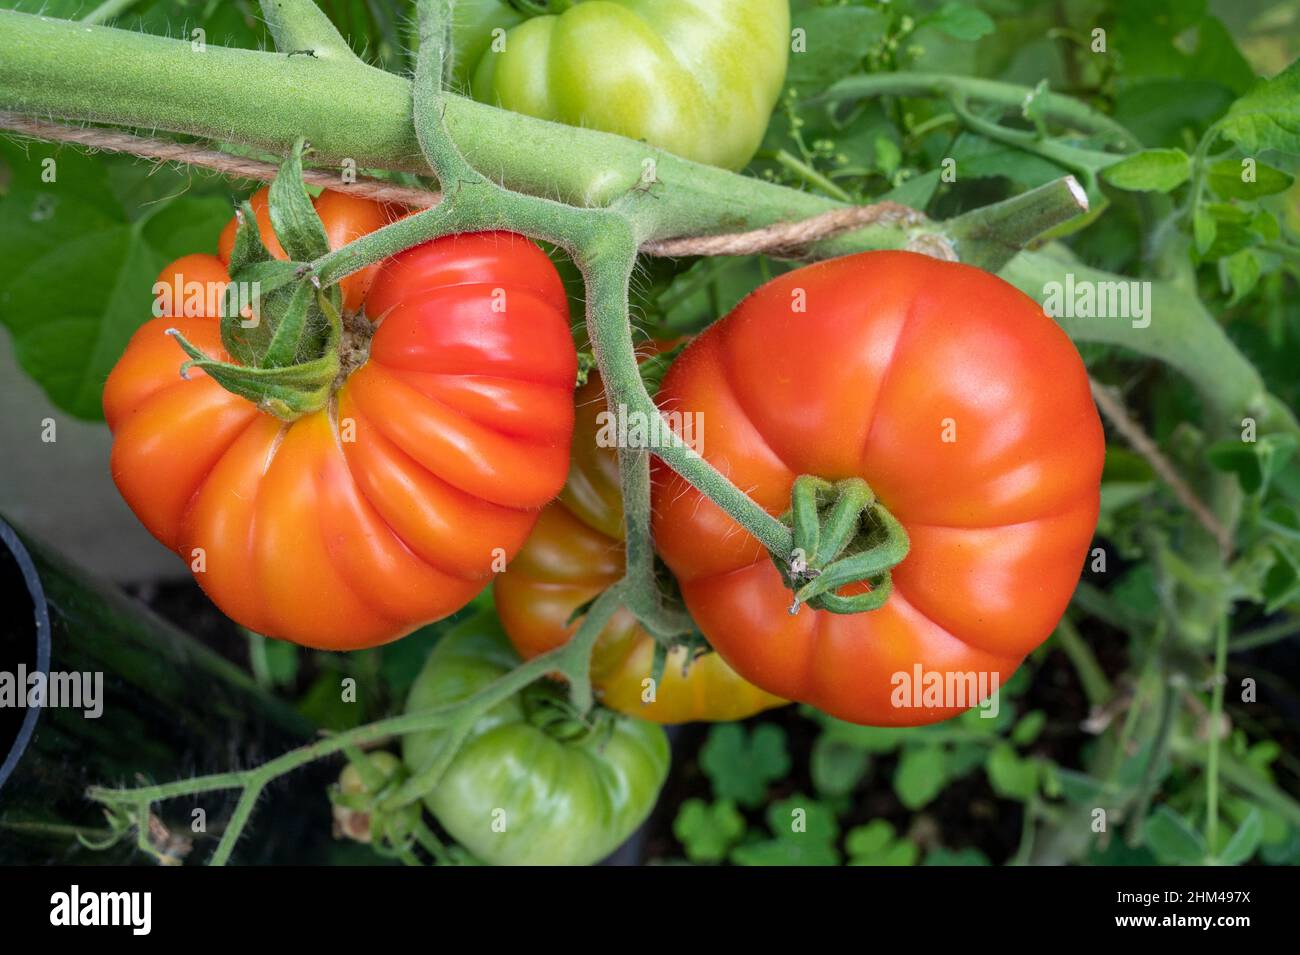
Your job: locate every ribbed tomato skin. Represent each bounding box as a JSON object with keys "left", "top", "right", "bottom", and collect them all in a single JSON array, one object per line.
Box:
[
  {"left": 106, "top": 202, "right": 576, "bottom": 650},
  {"left": 651, "top": 251, "right": 1104, "bottom": 726}
]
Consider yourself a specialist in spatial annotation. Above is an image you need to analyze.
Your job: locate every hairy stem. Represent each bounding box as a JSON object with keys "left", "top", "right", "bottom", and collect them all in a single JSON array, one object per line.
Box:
[
  {"left": 259, "top": 0, "right": 361, "bottom": 62},
  {"left": 823, "top": 72, "right": 1141, "bottom": 150}
]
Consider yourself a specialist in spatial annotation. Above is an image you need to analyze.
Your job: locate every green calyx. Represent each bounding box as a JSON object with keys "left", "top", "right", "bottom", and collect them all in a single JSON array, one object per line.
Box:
[
  {"left": 168, "top": 139, "right": 351, "bottom": 421},
  {"left": 330, "top": 750, "right": 422, "bottom": 853},
  {"left": 520, "top": 682, "right": 608, "bottom": 743},
  {"left": 773, "top": 476, "right": 910, "bottom": 616}
]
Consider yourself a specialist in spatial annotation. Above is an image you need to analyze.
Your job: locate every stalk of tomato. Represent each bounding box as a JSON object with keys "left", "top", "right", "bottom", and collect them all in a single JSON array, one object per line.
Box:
[
  {"left": 651, "top": 251, "right": 1105, "bottom": 726},
  {"left": 494, "top": 371, "right": 786, "bottom": 723}
]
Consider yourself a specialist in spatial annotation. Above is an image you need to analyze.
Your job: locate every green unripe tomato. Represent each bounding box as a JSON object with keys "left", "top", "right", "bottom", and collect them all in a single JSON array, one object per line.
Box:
[
  {"left": 402, "top": 616, "right": 670, "bottom": 866},
  {"left": 451, "top": 0, "right": 791, "bottom": 170}
]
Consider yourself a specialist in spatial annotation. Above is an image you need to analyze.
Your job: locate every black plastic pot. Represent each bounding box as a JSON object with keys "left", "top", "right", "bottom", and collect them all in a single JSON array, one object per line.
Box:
[{"left": 0, "top": 518, "right": 321, "bottom": 864}]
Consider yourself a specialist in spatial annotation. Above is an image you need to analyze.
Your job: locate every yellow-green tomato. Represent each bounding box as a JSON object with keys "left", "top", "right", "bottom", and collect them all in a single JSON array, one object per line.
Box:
[
  {"left": 454, "top": 0, "right": 791, "bottom": 170},
  {"left": 402, "top": 616, "right": 670, "bottom": 865}
]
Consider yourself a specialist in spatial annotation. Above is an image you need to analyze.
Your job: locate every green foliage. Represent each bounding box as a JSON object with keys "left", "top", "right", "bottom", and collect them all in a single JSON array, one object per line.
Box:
[
  {"left": 1101, "top": 149, "right": 1191, "bottom": 193},
  {"left": 1143, "top": 807, "right": 1207, "bottom": 865},
  {"left": 1218, "top": 59, "right": 1300, "bottom": 154},
  {"left": 846, "top": 820, "right": 918, "bottom": 865},
  {"left": 673, "top": 799, "right": 746, "bottom": 863},
  {"left": 699, "top": 723, "right": 791, "bottom": 808},
  {"left": 0, "top": 139, "right": 231, "bottom": 418},
  {"left": 731, "top": 795, "right": 840, "bottom": 866}
]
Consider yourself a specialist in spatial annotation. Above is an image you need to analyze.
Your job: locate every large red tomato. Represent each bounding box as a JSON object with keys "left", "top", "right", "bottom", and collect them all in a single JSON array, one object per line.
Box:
[
  {"left": 652, "top": 251, "right": 1103, "bottom": 726},
  {"left": 106, "top": 192, "right": 576, "bottom": 649}
]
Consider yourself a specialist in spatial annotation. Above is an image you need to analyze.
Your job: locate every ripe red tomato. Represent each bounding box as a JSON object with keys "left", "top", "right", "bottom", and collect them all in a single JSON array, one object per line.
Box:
[
  {"left": 106, "top": 198, "right": 576, "bottom": 650},
  {"left": 652, "top": 251, "right": 1104, "bottom": 726},
  {"left": 216, "top": 186, "right": 403, "bottom": 314},
  {"left": 494, "top": 374, "right": 786, "bottom": 723}
]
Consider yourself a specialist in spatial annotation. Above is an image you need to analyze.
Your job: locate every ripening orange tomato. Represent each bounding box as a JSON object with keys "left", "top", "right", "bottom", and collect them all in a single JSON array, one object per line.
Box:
[
  {"left": 106, "top": 193, "right": 577, "bottom": 650},
  {"left": 494, "top": 373, "right": 786, "bottom": 723}
]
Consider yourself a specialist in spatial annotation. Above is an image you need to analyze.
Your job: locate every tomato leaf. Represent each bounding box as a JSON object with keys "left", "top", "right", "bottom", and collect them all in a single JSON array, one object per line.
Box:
[
  {"left": 1218, "top": 59, "right": 1300, "bottom": 155},
  {"left": 1011, "top": 710, "right": 1047, "bottom": 746},
  {"left": 1206, "top": 158, "right": 1294, "bottom": 199},
  {"left": 1222, "top": 249, "right": 1261, "bottom": 305},
  {"left": 1143, "top": 806, "right": 1208, "bottom": 864},
  {"left": 893, "top": 744, "right": 949, "bottom": 810},
  {"left": 1207, "top": 433, "right": 1298, "bottom": 495},
  {"left": 1217, "top": 809, "right": 1263, "bottom": 865},
  {"left": 0, "top": 138, "right": 232, "bottom": 420},
  {"left": 1101, "top": 148, "right": 1191, "bottom": 192},
  {"left": 787, "top": 3, "right": 887, "bottom": 90},
  {"left": 923, "top": 2, "right": 995, "bottom": 41}
]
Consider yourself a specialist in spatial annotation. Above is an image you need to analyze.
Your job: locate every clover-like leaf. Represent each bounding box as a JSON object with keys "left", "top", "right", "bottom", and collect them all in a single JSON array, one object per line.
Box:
[{"left": 700, "top": 723, "right": 791, "bottom": 807}]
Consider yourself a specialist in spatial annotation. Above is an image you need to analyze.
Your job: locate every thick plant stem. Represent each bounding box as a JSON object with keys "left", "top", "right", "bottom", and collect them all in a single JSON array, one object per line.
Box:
[
  {"left": 947, "top": 176, "right": 1090, "bottom": 272},
  {"left": 0, "top": 9, "right": 918, "bottom": 251}
]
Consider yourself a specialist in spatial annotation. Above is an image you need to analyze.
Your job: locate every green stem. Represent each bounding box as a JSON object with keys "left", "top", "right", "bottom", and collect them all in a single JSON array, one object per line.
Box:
[
  {"left": 1172, "top": 737, "right": 1300, "bottom": 830},
  {"left": 246, "top": 630, "right": 274, "bottom": 689},
  {"left": 210, "top": 782, "right": 264, "bottom": 867},
  {"left": 258, "top": 0, "right": 361, "bottom": 62},
  {"left": 382, "top": 582, "right": 624, "bottom": 810},
  {"left": 1180, "top": 120, "right": 1224, "bottom": 224},
  {"left": 947, "top": 176, "right": 1089, "bottom": 271},
  {"left": 1053, "top": 616, "right": 1112, "bottom": 708},
  {"left": 949, "top": 95, "right": 1117, "bottom": 186},
  {"left": 85, "top": 594, "right": 620, "bottom": 864},
  {"left": 580, "top": 221, "right": 794, "bottom": 559},
  {"left": 1230, "top": 617, "right": 1300, "bottom": 652},
  {"left": 0, "top": 9, "right": 926, "bottom": 255},
  {"left": 1124, "top": 678, "right": 1177, "bottom": 846},
  {"left": 80, "top": 0, "right": 146, "bottom": 25},
  {"left": 1205, "top": 613, "right": 1229, "bottom": 855},
  {"left": 762, "top": 148, "right": 855, "bottom": 202},
  {"left": 822, "top": 72, "right": 1141, "bottom": 150},
  {"left": 1011, "top": 793, "right": 1039, "bottom": 865}
]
